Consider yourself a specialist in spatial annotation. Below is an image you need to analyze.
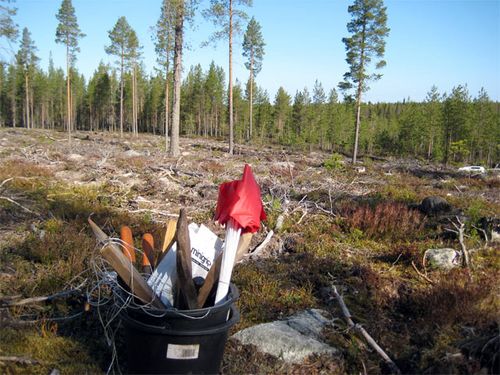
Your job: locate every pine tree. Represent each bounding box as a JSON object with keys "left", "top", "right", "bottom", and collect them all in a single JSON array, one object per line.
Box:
[
  {"left": 0, "top": 0, "right": 18, "bottom": 58},
  {"left": 153, "top": 0, "right": 176, "bottom": 150},
  {"left": 339, "top": 0, "right": 389, "bottom": 163},
  {"left": 16, "top": 27, "right": 38, "bottom": 129},
  {"left": 169, "top": 0, "right": 197, "bottom": 157},
  {"left": 204, "top": 0, "right": 252, "bottom": 154},
  {"left": 55, "top": 0, "right": 85, "bottom": 140},
  {"left": 242, "top": 16, "right": 264, "bottom": 140},
  {"left": 127, "top": 28, "right": 142, "bottom": 136},
  {"left": 106, "top": 16, "right": 134, "bottom": 137}
]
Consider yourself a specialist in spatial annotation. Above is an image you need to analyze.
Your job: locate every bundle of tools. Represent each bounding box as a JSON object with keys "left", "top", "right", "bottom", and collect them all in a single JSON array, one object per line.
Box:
[{"left": 88, "top": 164, "right": 266, "bottom": 311}]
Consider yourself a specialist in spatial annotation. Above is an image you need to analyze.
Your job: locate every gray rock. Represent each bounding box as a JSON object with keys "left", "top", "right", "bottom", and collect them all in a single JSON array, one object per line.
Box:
[
  {"left": 122, "top": 149, "right": 142, "bottom": 158},
  {"left": 232, "top": 309, "right": 337, "bottom": 364},
  {"left": 67, "top": 153, "right": 84, "bottom": 161},
  {"left": 425, "top": 248, "right": 460, "bottom": 269},
  {"left": 420, "top": 196, "right": 451, "bottom": 215}
]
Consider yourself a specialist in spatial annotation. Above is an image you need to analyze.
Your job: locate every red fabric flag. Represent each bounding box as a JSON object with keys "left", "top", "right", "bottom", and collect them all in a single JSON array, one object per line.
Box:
[{"left": 215, "top": 164, "right": 266, "bottom": 233}]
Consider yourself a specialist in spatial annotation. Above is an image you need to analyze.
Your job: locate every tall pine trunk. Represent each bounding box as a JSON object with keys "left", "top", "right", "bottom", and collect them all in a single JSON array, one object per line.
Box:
[
  {"left": 353, "top": 87, "right": 362, "bottom": 164},
  {"left": 170, "top": 2, "right": 184, "bottom": 157},
  {"left": 120, "top": 50, "right": 124, "bottom": 137},
  {"left": 25, "top": 73, "right": 30, "bottom": 129},
  {"left": 165, "top": 64, "right": 170, "bottom": 152},
  {"left": 30, "top": 90, "right": 34, "bottom": 128},
  {"left": 132, "top": 64, "right": 137, "bottom": 136},
  {"left": 66, "top": 43, "right": 71, "bottom": 141},
  {"left": 249, "top": 50, "right": 254, "bottom": 140},
  {"left": 228, "top": 0, "right": 234, "bottom": 154}
]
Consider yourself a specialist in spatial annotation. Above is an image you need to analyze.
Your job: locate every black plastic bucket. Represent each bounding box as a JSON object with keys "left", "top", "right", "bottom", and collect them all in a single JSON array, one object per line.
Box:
[
  {"left": 123, "top": 283, "right": 239, "bottom": 331},
  {"left": 122, "top": 304, "right": 239, "bottom": 374}
]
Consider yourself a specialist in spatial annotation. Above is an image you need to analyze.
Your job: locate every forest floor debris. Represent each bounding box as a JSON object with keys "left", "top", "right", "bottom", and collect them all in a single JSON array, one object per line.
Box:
[{"left": 0, "top": 128, "right": 499, "bottom": 374}]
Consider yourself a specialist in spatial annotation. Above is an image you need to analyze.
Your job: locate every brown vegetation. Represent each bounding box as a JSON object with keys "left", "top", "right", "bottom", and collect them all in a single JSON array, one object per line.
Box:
[{"left": 0, "top": 128, "right": 498, "bottom": 374}]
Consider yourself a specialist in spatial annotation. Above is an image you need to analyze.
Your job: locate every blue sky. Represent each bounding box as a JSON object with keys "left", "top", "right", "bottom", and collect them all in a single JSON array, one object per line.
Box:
[{"left": 7, "top": 0, "right": 500, "bottom": 102}]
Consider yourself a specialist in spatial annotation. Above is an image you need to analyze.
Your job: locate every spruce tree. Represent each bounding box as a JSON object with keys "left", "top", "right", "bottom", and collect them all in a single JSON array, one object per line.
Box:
[
  {"left": 273, "top": 87, "right": 291, "bottom": 142},
  {"left": 204, "top": 0, "right": 252, "bottom": 154},
  {"left": 423, "top": 85, "right": 443, "bottom": 160},
  {"left": 242, "top": 16, "right": 264, "bottom": 140},
  {"left": 312, "top": 80, "right": 326, "bottom": 149},
  {"left": 55, "top": 0, "right": 85, "bottom": 141},
  {"left": 339, "top": 0, "right": 389, "bottom": 163},
  {"left": 442, "top": 85, "right": 471, "bottom": 164}
]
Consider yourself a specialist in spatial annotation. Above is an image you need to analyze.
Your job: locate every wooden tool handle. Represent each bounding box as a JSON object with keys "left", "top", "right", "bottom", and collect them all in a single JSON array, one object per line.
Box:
[{"left": 100, "top": 243, "right": 164, "bottom": 309}]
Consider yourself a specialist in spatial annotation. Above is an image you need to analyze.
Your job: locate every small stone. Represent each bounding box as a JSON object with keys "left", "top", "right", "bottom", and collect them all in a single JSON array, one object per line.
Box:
[
  {"left": 425, "top": 248, "right": 460, "bottom": 269},
  {"left": 68, "top": 153, "right": 84, "bottom": 161},
  {"left": 122, "top": 150, "right": 142, "bottom": 158}
]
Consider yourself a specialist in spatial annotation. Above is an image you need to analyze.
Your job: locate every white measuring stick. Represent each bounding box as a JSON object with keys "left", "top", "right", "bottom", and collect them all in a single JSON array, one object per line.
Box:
[{"left": 215, "top": 218, "right": 241, "bottom": 304}]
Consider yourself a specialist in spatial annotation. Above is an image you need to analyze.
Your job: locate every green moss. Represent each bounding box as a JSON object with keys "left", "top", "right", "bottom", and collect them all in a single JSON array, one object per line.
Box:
[{"left": 0, "top": 327, "right": 102, "bottom": 374}]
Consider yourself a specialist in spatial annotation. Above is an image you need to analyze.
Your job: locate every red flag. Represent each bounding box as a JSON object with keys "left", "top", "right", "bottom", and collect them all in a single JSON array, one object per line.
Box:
[{"left": 215, "top": 164, "right": 266, "bottom": 233}]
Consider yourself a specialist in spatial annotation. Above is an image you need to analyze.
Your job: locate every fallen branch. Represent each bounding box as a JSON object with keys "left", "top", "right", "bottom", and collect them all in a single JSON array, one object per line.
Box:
[
  {"left": 0, "top": 281, "right": 86, "bottom": 307},
  {"left": 330, "top": 284, "right": 401, "bottom": 375},
  {"left": 0, "top": 177, "right": 14, "bottom": 190},
  {"left": 0, "top": 196, "right": 38, "bottom": 215},
  {"left": 411, "top": 261, "right": 435, "bottom": 285},
  {"left": 0, "top": 356, "right": 39, "bottom": 365}
]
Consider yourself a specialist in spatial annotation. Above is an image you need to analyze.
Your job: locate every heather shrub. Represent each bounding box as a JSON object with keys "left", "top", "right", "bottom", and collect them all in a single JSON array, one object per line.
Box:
[{"left": 342, "top": 201, "right": 426, "bottom": 239}]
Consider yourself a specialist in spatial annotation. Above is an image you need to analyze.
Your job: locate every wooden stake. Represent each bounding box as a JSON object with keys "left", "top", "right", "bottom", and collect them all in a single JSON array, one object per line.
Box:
[
  {"left": 162, "top": 219, "right": 178, "bottom": 252},
  {"left": 88, "top": 218, "right": 164, "bottom": 309},
  {"left": 197, "top": 233, "right": 252, "bottom": 308},
  {"left": 156, "top": 219, "right": 177, "bottom": 266},
  {"left": 121, "top": 226, "right": 136, "bottom": 263},
  {"left": 100, "top": 243, "right": 164, "bottom": 309},
  {"left": 142, "top": 233, "right": 156, "bottom": 268},
  {"left": 174, "top": 209, "right": 198, "bottom": 309},
  {"left": 197, "top": 253, "right": 222, "bottom": 308},
  {"left": 235, "top": 232, "right": 253, "bottom": 263}
]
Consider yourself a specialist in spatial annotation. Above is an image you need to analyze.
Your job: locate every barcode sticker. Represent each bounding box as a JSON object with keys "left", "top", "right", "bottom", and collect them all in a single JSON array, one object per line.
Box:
[{"left": 166, "top": 344, "right": 200, "bottom": 360}]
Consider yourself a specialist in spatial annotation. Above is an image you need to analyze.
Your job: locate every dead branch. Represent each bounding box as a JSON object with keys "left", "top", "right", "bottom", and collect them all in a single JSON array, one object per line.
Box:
[
  {"left": 0, "top": 356, "right": 39, "bottom": 365},
  {"left": 0, "top": 177, "right": 14, "bottom": 190},
  {"left": 411, "top": 261, "right": 435, "bottom": 285},
  {"left": 250, "top": 230, "right": 274, "bottom": 258},
  {"left": 330, "top": 284, "right": 402, "bottom": 375},
  {"left": 0, "top": 196, "right": 38, "bottom": 215},
  {"left": 296, "top": 206, "right": 308, "bottom": 225},
  {"left": 472, "top": 225, "right": 489, "bottom": 248},
  {"left": 445, "top": 216, "right": 471, "bottom": 269},
  {"left": 0, "top": 281, "right": 86, "bottom": 307}
]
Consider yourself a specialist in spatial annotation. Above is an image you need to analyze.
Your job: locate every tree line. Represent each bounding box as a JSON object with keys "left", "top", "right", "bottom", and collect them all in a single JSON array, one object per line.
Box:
[{"left": 0, "top": 0, "right": 498, "bottom": 165}]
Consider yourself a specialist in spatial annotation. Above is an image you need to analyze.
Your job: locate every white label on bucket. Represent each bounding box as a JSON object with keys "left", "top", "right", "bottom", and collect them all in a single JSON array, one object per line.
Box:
[{"left": 166, "top": 344, "right": 200, "bottom": 360}]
